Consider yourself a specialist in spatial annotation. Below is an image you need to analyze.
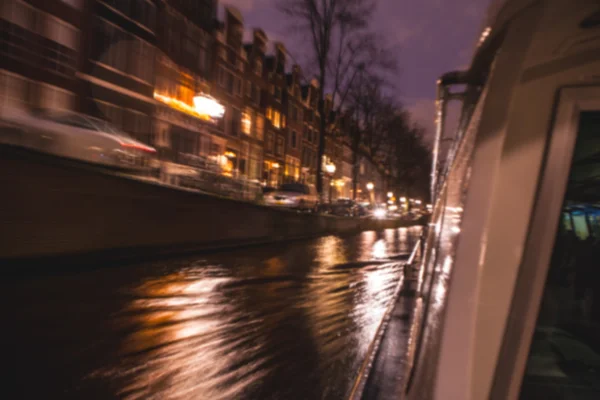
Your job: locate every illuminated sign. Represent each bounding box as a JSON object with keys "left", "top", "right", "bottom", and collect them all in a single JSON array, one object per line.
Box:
[
  {"left": 193, "top": 94, "right": 225, "bottom": 119},
  {"left": 154, "top": 92, "right": 225, "bottom": 121}
]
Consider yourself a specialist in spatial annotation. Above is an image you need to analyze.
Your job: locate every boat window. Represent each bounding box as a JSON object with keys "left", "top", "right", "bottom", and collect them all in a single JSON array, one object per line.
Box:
[{"left": 519, "top": 111, "right": 600, "bottom": 399}]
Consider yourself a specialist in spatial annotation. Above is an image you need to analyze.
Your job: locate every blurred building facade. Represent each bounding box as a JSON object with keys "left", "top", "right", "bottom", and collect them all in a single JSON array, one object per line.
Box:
[{"left": 0, "top": 0, "right": 388, "bottom": 200}]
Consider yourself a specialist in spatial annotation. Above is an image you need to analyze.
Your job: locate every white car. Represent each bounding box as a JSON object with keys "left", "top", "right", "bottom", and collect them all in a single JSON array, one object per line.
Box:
[
  {"left": 264, "top": 183, "right": 319, "bottom": 211},
  {"left": 0, "top": 107, "right": 157, "bottom": 171}
]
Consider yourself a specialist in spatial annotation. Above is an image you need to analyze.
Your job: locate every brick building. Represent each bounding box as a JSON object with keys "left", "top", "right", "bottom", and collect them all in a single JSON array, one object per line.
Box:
[
  {"left": 0, "top": 0, "right": 389, "bottom": 198},
  {"left": 262, "top": 42, "right": 287, "bottom": 187},
  {"left": 1, "top": 0, "right": 83, "bottom": 112},
  {"left": 152, "top": 0, "right": 220, "bottom": 165},
  {"left": 242, "top": 29, "right": 268, "bottom": 182},
  {"left": 283, "top": 64, "right": 303, "bottom": 183}
]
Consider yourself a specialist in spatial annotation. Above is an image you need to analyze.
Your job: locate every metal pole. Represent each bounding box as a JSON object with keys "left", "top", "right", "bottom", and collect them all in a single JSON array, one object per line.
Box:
[{"left": 431, "top": 81, "right": 447, "bottom": 203}]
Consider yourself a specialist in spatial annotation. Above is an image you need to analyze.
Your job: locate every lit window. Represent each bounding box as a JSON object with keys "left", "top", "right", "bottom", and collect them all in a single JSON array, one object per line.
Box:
[
  {"left": 266, "top": 107, "right": 272, "bottom": 120},
  {"left": 273, "top": 110, "right": 281, "bottom": 129},
  {"left": 242, "top": 109, "right": 251, "bottom": 135},
  {"left": 282, "top": 115, "right": 286, "bottom": 128}
]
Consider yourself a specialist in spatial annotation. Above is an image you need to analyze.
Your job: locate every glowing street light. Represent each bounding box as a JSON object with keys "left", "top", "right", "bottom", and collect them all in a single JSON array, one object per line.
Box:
[
  {"left": 415, "top": 199, "right": 422, "bottom": 205},
  {"left": 400, "top": 197, "right": 407, "bottom": 202},
  {"left": 387, "top": 191, "right": 393, "bottom": 198},
  {"left": 366, "top": 182, "right": 374, "bottom": 191},
  {"left": 325, "top": 163, "right": 336, "bottom": 174}
]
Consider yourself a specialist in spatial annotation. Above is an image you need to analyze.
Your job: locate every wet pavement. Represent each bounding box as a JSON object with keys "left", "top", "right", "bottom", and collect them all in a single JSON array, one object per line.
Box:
[{"left": 5, "top": 227, "right": 421, "bottom": 400}]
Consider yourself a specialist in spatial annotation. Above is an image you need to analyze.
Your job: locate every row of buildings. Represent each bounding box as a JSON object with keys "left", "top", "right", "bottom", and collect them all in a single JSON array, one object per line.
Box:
[{"left": 0, "top": 0, "right": 388, "bottom": 202}]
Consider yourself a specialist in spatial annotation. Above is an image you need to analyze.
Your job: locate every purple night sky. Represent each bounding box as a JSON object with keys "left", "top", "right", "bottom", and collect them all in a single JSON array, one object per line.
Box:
[{"left": 222, "top": 0, "right": 493, "bottom": 141}]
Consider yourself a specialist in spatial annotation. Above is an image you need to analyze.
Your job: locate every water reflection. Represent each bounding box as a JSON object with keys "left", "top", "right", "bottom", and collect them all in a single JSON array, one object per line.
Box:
[{"left": 5, "top": 227, "right": 421, "bottom": 400}]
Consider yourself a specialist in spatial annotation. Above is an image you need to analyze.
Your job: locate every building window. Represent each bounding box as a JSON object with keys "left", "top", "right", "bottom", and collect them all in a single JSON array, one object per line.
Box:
[
  {"left": 246, "top": 80, "right": 252, "bottom": 97},
  {"left": 255, "top": 115, "right": 264, "bottom": 140},
  {"left": 282, "top": 115, "right": 286, "bottom": 129},
  {"left": 266, "top": 107, "right": 272, "bottom": 121},
  {"left": 235, "top": 77, "right": 243, "bottom": 96},
  {"left": 272, "top": 110, "right": 281, "bottom": 129},
  {"left": 275, "top": 86, "right": 282, "bottom": 102},
  {"left": 290, "top": 105, "right": 298, "bottom": 122},
  {"left": 231, "top": 108, "right": 241, "bottom": 136},
  {"left": 266, "top": 132, "right": 274, "bottom": 153},
  {"left": 253, "top": 86, "right": 261, "bottom": 105},
  {"left": 254, "top": 59, "right": 262, "bottom": 75},
  {"left": 242, "top": 108, "right": 252, "bottom": 135},
  {"left": 226, "top": 71, "right": 234, "bottom": 94},
  {"left": 291, "top": 130, "right": 297, "bottom": 148},
  {"left": 276, "top": 135, "right": 284, "bottom": 156}
]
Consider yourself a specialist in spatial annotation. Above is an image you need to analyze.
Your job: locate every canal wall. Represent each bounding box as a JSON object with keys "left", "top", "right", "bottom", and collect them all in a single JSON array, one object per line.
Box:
[{"left": 0, "top": 145, "right": 418, "bottom": 264}]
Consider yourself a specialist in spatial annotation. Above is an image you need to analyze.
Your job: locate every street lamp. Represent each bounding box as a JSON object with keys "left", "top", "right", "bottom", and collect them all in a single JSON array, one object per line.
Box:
[
  {"left": 366, "top": 182, "right": 374, "bottom": 205},
  {"left": 387, "top": 191, "right": 393, "bottom": 198},
  {"left": 325, "top": 163, "right": 336, "bottom": 203}
]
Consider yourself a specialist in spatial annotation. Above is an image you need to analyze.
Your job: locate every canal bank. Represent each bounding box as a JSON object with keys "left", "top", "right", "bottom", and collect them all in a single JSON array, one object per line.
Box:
[{"left": 0, "top": 145, "right": 421, "bottom": 264}]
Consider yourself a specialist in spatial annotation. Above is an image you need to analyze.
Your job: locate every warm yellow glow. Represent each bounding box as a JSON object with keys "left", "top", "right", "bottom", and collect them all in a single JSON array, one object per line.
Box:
[
  {"left": 400, "top": 197, "right": 407, "bottom": 202},
  {"left": 272, "top": 163, "right": 280, "bottom": 169},
  {"left": 154, "top": 92, "right": 211, "bottom": 121},
  {"left": 415, "top": 200, "right": 422, "bottom": 205},
  {"left": 193, "top": 94, "right": 225, "bottom": 118},
  {"left": 224, "top": 151, "right": 236, "bottom": 158},
  {"left": 273, "top": 110, "right": 281, "bottom": 129},
  {"left": 334, "top": 179, "right": 345, "bottom": 188},
  {"left": 387, "top": 192, "right": 393, "bottom": 198},
  {"left": 389, "top": 205, "right": 398, "bottom": 211},
  {"left": 325, "top": 163, "right": 336, "bottom": 174},
  {"left": 366, "top": 182, "right": 374, "bottom": 191},
  {"left": 242, "top": 111, "right": 251, "bottom": 135}
]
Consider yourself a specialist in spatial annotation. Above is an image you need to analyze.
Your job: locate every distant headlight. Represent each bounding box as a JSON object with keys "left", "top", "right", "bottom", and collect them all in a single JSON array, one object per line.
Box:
[{"left": 373, "top": 209, "right": 387, "bottom": 219}]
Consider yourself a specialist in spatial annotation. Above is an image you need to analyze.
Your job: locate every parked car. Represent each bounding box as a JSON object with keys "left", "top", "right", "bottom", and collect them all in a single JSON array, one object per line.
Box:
[
  {"left": 264, "top": 183, "right": 319, "bottom": 211},
  {"left": 0, "top": 107, "right": 157, "bottom": 172},
  {"left": 330, "top": 198, "right": 360, "bottom": 217}
]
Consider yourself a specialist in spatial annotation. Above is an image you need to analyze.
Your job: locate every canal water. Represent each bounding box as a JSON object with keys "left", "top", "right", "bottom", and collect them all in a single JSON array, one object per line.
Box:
[{"left": 5, "top": 227, "right": 421, "bottom": 400}]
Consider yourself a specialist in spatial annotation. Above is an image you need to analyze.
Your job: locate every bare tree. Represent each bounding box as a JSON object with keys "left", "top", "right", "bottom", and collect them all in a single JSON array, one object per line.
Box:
[{"left": 278, "top": 0, "right": 381, "bottom": 197}]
